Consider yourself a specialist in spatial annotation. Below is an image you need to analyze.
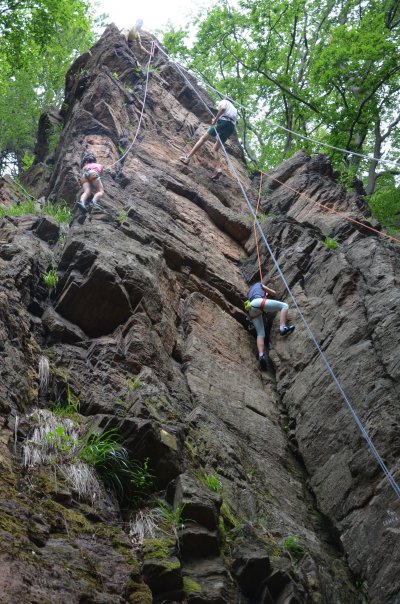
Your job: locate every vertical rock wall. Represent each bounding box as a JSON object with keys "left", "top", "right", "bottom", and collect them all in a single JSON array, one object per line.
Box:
[{"left": 0, "top": 24, "right": 398, "bottom": 604}]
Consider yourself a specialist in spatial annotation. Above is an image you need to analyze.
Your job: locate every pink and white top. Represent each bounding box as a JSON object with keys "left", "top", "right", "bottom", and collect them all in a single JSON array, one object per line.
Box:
[{"left": 84, "top": 163, "right": 103, "bottom": 175}]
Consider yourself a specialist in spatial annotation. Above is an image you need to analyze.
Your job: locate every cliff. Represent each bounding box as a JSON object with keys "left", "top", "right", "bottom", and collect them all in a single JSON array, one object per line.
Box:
[{"left": 0, "top": 24, "right": 399, "bottom": 604}]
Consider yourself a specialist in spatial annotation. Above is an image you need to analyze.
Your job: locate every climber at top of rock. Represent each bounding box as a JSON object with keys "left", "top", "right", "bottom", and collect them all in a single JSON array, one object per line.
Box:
[
  {"left": 76, "top": 152, "right": 104, "bottom": 214},
  {"left": 122, "top": 20, "right": 154, "bottom": 57},
  {"left": 245, "top": 278, "right": 295, "bottom": 371},
  {"left": 179, "top": 97, "right": 238, "bottom": 180}
]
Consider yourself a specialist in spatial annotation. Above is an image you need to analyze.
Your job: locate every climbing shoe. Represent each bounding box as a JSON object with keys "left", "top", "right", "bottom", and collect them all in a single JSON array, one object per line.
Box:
[
  {"left": 280, "top": 325, "right": 295, "bottom": 336},
  {"left": 244, "top": 300, "right": 252, "bottom": 312},
  {"left": 76, "top": 201, "right": 88, "bottom": 214},
  {"left": 210, "top": 168, "right": 222, "bottom": 180},
  {"left": 179, "top": 154, "right": 190, "bottom": 165},
  {"left": 259, "top": 354, "right": 267, "bottom": 371}
]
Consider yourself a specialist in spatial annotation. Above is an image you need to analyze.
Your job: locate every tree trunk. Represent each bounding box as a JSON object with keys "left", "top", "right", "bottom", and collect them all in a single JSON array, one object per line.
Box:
[{"left": 366, "top": 120, "right": 382, "bottom": 195}]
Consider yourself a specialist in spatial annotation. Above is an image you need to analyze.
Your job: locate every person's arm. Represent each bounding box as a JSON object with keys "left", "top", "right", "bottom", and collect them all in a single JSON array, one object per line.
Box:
[
  {"left": 262, "top": 283, "right": 277, "bottom": 297},
  {"left": 211, "top": 101, "right": 226, "bottom": 125}
]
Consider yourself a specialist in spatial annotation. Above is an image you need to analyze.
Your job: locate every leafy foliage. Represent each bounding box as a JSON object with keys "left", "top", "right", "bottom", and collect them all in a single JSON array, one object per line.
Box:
[
  {"left": 163, "top": 0, "right": 400, "bottom": 193},
  {"left": 322, "top": 238, "right": 339, "bottom": 251},
  {"left": 283, "top": 534, "right": 304, "bottom": 559},
  {"left": 368, "top": 186, "right": 400, "bottom": 229},
  {"left": 0, "top": 0, "right": 95, "bottom": 175}
]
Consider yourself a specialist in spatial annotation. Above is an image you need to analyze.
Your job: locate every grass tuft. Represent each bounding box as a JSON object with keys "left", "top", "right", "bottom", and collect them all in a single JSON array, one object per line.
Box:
[{"left": 41, "top": 267, "right": 58, "bottom": 289}]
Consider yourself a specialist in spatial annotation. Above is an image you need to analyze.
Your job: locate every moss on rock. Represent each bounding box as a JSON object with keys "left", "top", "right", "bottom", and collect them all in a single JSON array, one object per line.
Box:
[
  {"left": 183, "top": 576, "right": 202, "bottom": 593},
  {"left": 143, "top": 537, "right": 175, "bottom": 560}
]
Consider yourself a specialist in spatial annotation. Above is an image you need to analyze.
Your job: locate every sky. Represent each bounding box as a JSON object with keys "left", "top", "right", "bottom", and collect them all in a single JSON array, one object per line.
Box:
[{"left": 95, "top": 0, "right": 216, "bottom": 35}]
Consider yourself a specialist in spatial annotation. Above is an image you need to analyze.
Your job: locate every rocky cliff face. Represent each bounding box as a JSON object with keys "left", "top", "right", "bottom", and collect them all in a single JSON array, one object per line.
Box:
[{"left": 0, "top": 24, "right": 399, "bottom": 604}]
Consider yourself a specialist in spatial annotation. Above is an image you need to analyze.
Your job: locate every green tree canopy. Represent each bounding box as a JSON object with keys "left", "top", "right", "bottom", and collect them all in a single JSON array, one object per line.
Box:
[
  {"left": 163, "top": 0, "right": 400, "bottom": 194},
  {"left": 0, "top": 0, "right": 96, "bottom": 174}
]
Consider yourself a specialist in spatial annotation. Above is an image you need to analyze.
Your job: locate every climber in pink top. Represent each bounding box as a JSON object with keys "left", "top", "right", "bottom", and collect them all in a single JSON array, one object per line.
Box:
[{"left": 76, "top": 152, "right": 104, "bottom": 213}]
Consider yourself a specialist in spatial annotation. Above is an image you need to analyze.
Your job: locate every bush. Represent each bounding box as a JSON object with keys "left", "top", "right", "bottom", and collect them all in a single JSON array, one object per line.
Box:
[
  {"left": 368, "top": 186, "right": 400, "bottom": 228},
  {"left": 283, "top": 534, "right": 304, "bottom": 559}
]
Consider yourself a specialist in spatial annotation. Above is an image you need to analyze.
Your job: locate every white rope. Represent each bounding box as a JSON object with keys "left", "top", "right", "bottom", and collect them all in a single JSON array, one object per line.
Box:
[
  {"left": 108, "top": 41, "right": 155, "bottom": 169},
  {"left": 154, "top": 42, "right": 400, "bottom": 169},
  {"left": 167, "top": 49, "right": 400, "bottom": 500}
]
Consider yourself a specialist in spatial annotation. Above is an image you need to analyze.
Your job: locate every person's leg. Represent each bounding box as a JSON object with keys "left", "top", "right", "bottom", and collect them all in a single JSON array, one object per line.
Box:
[
  {"left": 92, "top": 179, "right": 104, "bottom": 204},
  {"left": 210, "top": 122, "right": 234, "bottom": 178},
  {"left": 181, "top": 132, "right": 214, "bottom": 163},
  {"left": 212, "top": 138, "right": 222, "bottom": 173},
  {"left": 256, "top": 334, "right": 265, "bottom": 355},
  {"left": 80, "top": 182, "right": 91, "bottom": 204},
  {"left": 248, "top": 306, "right": 267, "bottom": 369},
  {"left": 261, "top": 300, "right": 295, "bottom": 335}
]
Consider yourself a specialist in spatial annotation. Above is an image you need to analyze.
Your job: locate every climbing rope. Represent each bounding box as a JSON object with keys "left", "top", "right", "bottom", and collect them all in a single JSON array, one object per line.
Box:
[
  {"left": 162, "top": 47, "right": 400, "bottom": 500},
  {"left": 108, "top": 41, "right": 155, "bottom": 169},
  {"left": 254, "top": 173, "right": 264, "bottom": 282},
  {"left": 154, "top": 42, "right": 400, "bottom": 170},
  {"left": 265, "top": 174, "right": 400, "bottom": 246}
]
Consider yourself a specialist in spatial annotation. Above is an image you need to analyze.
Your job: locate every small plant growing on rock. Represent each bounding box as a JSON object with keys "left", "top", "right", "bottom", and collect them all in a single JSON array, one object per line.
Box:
[
  {"left": 156, "top": 500, "right": 186, "bottom": 539},
  {"left": 42, "top": 200, "right": 72, "bottom": 224},
  {"left": 118, "top": 210, "right": 128, "bottom": 224},
  {"left": 50, "top": 383, "right": 80, "bottom": 418},
  {"left": 247, "top": 212, "right": 275, "bottom": 224},
  {"left": 42, "top": 266, "right": 58, "bottom": 289},
  {"left": 127, "top": 376, "right": 142, "bottom": 390},
  {"left": 283, "top": 534, "right": 304, "bottom": 559},
  {"left": 199, "top": 470, "right": 222, "bottom": 493},
  {"left": 0, "top": 199, "right": 36, "bottom": 217},
  {"left": 322, "top": 237, "right": 338, "bottom": 250},
  {"left": 47, "top": 425, "right": 80, "bottom": 454},
  {"left": 58, "top": 233, "right": 67, "bottom": 246},
  {"left": 80, "top": 429, "right": 153, "bottom": 505},
  {"left": 21, "top": 152, "right": 35, "bottom": 171}
]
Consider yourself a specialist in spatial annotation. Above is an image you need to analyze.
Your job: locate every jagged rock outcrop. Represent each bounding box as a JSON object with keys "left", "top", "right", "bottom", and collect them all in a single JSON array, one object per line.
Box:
[{"left": 0, "top": 24, "right": 399, "bottom": 604}]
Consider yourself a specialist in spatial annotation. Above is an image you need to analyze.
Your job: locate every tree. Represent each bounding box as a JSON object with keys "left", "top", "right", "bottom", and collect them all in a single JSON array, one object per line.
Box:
[
  {"left": 163, "top": 0, "right": 400, "bottom": 193},
  {"left": 0, "top": 0, "right": 95, "bottom": 175}
]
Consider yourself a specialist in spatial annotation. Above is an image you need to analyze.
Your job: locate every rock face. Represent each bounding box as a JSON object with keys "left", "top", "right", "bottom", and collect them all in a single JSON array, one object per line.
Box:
[{"left": 0, "top": 24, "right": 399, "bottom": 604}]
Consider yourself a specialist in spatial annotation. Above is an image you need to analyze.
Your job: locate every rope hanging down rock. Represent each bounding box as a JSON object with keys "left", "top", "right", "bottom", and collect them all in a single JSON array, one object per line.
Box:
[
  {"left": 107, "top": 41, "right": 155, "bottom": 170},
  {"left": 154, "top": 42, "right": 400, "bottom": 170},
  {"left": 163, "top": 44, "right": 400, "bottom": 501}
]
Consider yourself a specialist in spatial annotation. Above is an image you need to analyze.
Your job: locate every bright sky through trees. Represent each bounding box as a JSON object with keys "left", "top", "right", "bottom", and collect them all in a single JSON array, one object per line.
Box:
[{"left": 96, "top": 0, "right": 216, "bottom": 32}]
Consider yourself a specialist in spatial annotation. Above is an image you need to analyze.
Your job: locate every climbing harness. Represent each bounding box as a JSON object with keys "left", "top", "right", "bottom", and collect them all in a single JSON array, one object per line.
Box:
[{"left": 160, "top": 44, "right": 400, "bottom": 500}]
